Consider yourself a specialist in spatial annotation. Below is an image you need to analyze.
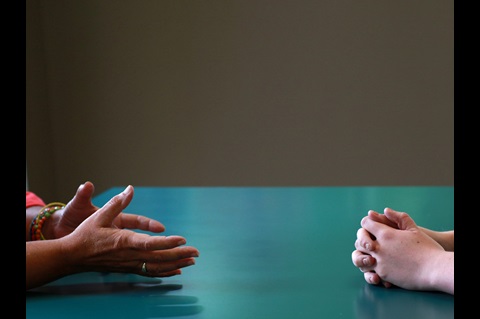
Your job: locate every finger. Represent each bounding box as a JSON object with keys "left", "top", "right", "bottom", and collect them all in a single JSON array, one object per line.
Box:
[
  {"left": 114, "top": 213, "right": 166, "bottom": 233},
  {"left": 95, "top": 185, "right": 135, "bottom": 227},
  {"left": 140, "top": 257, "right": 196, "bottom": 277},
  {"left": 65, "top": 181, "right": 96, "bottom": 211},
  {"left": 364, "top": 271, "right": 382, "bottom": 285},
  {"left": 355, "top": 228, "right": 376, "bottom": 252},
  {"left": 121, "top": 232, "right": 189, "bottom": 251},
  {"left": 360, "top": 216, "right": 393, "bottom": 239},
  {"left": 351, "top": 250, "right": 376, "bottom": 269},
  {"left": 367, "top": 210, "right": 398, "bottom": 229},
  {"left": 75, "top": 181, "right": 95, "bottom": 202},
  {"left": 146, "top": 246, "right": 200, "bottom": 261},
  {"left": 384, "top": 207, "right": 418, "bottom": 231}
]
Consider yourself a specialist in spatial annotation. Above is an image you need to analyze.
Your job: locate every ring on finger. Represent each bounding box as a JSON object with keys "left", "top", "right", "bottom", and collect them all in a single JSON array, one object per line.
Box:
[{"left": 141, "top": 262, "right": 148, "bottom": 274}]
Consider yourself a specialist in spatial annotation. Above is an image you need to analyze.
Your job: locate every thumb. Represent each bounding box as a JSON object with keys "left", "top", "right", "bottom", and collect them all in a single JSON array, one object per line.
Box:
[
  {"left": 65, "top": 181, "right": 96, "bottom": 211},
  {"left": 75, "top": 181, "right": 95, "bottom": 202},
  {"left": 384, "top": 207, "right": 418, "bottom": 231},
  {"left": 95, "top": 185, "right": 134, "bottom": 227}
]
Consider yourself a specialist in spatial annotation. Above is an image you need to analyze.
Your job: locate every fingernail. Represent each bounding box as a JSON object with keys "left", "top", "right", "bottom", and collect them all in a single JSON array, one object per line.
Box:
[
  {"left": 362, "top": 258, "right": 369, "bottom": 266},
  {"left": 365, "top": 243, "right": 372, "bottom": 251},
  {"left": 122, "top": 185, "right": 132, "bottom": 195}
]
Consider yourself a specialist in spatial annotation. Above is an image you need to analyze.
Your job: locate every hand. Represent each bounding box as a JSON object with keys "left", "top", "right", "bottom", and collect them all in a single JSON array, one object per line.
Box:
[
  {"left": 351, "top": 227, "right": 392, "bottom": 288},
  {"left": 353, "top": 208, "right": 445, "bottom": 291},
  {"left": 352, "top": 208, "right": 399, "bottom": 287},
  {"left": 52, "top": 181, "right": 166, "bottom": 239},
  {"left": 63, "top": 185, "right": 199, "bottom": 277}
]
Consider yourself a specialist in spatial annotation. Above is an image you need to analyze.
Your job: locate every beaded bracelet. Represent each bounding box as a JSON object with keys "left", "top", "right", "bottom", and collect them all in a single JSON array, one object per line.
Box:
[{"left": 30, "top": 202, "right": 66, "bottom": 241}]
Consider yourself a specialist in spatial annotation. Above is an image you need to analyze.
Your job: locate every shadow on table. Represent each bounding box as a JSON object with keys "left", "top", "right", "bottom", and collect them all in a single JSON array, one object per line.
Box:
[
  {"left": 26, "top": 274, "right": 204, "bottom": 318},
  {"left": 26, "top": 280, "right": 183, "bottom": 296},
  {"left": 354, "top": 284, "right": 454, "bottom": 319}
]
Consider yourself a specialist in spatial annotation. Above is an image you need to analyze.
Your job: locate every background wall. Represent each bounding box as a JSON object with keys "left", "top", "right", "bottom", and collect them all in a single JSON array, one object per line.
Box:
[{"left": 26, "top": 0, "right": 454, "bottom": 203}]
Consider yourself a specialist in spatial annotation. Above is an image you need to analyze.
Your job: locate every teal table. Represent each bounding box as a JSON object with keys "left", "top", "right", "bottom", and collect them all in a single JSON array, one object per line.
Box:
[{"left": 26, "top": 186, "right": 454, "bottom": 318}]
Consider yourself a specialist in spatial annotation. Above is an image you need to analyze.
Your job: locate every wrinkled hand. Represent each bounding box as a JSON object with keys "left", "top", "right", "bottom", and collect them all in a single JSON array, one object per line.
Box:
[
  {"left": 53, "top": 181, "right": 166, "bottom": 239},
  {"left": 63, "top": 184, "right": 199, "bottom": 277}
]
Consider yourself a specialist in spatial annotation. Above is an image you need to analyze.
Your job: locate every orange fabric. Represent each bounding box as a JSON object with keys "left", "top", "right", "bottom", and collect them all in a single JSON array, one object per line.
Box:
[{"left": 26, "top": 191, "right": 46, "bottom": 208}]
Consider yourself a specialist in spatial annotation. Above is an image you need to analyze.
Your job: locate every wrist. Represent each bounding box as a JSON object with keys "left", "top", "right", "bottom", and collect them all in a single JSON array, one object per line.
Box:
[
  {"left": 30, "top": 203, "right": 66, "bottom": 241},
  {"left": 40, "top": 207, "right": 65, "bottom": 240},
  {"left": 26, "top": 206, "right": 43, "bottom": 241},
  {"left": 425, "top": 250, "right": 454, "bottom": 294}
]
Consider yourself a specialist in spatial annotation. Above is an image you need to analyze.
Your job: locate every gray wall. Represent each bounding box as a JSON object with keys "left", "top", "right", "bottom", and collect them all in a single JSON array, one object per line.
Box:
[{"left": 26, "top": 0, "right": 454, "bottom": 203}]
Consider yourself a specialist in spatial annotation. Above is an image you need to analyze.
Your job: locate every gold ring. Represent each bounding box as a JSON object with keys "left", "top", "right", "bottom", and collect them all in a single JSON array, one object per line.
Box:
[{"left": 141, "top": 262, "right": 148, "bottom": 273}]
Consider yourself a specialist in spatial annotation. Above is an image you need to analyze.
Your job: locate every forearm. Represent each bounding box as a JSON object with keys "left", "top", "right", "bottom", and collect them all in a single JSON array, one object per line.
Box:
[
  {"left": 26, "top": 239, "right": 76, "bottom": 290},
  {"left": 419, "top": 227, "right": 454, "bottom": 251}
]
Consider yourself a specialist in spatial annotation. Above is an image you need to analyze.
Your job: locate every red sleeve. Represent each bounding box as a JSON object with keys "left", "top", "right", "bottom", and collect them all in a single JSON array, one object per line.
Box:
[{"left": 26, "top": 191, "right": 46, "bottom": 208}]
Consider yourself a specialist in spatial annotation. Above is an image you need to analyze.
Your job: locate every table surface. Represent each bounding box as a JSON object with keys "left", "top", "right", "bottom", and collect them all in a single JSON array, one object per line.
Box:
[{"left": 26, "top": 186, "right": 454, "bottom": 319}]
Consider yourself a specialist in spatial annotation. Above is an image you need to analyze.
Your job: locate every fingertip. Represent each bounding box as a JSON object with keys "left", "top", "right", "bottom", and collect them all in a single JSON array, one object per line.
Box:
[
  {"left": 360, "top": 216, "right": 368, "bottom": 227},
  {"left": 384, "top": 207, "right": 398, "bottom": 214},
  {"left": 367, "top": 273, "right": 381, "bottom": 285},
  {"left": 368, "top": 210, "right": 379, "bottom": 217},
  {"left": 123, "top": 185, "right": 134, "bottom": 195},
  {"left": 366, "top": 273, "right": 374, "bottom": 285},
  {"left": 77, "top": 182, "right": 87, "bottom": 193},
  {"left": 120, "top": 186, "right": 135, "bottom": 204},
  {"left": 362, "top": 257, "right": 370, "bottom": 266},
  {"left": 383, "top": 207, "right": 399, "bottom": 218},
  {"left": 151, "top": 222, "right": 166, "bottom": 233},
  {"left": 76, "top": 181, "right": 95, "bottom": 199},
  {"left": 78, "top": 181, "right": 95, "bottom": 193},
  {"left": 364, "top": 242, "right": 372, "bottom": 251}
]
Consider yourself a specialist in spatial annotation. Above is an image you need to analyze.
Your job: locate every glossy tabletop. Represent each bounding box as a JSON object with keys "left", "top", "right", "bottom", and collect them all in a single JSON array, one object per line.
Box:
[{"left": 26, "top": 186, "right": 454, "bottom": 318}]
